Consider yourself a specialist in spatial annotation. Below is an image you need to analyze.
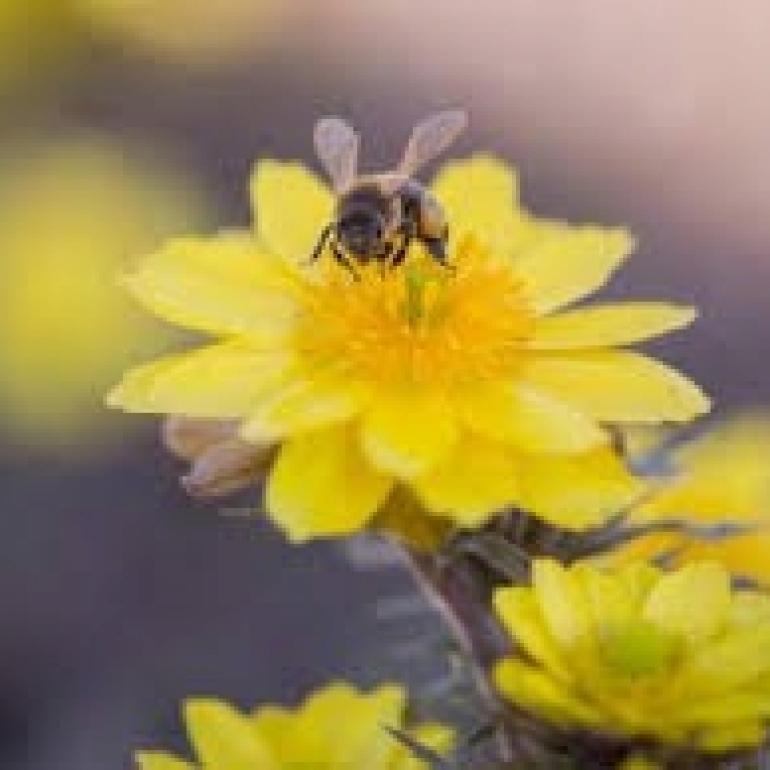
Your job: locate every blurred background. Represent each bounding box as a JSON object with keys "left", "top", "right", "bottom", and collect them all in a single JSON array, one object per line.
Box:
[{"left": 1, "top": 1, "right": 769, "bottom": 767}]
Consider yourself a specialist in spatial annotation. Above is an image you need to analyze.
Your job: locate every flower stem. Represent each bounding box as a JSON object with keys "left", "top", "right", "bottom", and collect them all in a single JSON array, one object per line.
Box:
[{"left": 396, "top": 544, "right": 515, "bottom": 760}]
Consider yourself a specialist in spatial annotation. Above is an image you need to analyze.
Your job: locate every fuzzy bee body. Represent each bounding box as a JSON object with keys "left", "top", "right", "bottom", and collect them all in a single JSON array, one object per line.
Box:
[{"left": 309, "top": 111, "right": 467, "bottom": 274}]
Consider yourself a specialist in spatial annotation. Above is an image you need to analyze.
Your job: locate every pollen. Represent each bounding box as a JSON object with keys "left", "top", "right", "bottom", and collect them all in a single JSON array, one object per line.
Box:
[{"left": 295, "top": 238, "right": 536, "bottom": 387}]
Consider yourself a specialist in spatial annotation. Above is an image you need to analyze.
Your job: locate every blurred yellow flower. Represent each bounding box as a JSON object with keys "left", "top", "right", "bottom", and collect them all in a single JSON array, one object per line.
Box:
[
  {"left": 0, "top": 136, "right": 205, "bottom": 449},
  {"left": 617, "top": 412, "right": 770, "bottom": 583},
  {"left": 135, "top": 682, "right": 451, "bottom": 770},
  {"left": 73, "top": 0, "right": 294, "bottom": 67},
  {"left": 617, "top": 758, "right": 662, "bottom": 770},
  {"left": 0, "top": 0, "right": 77, "bottom": 94},
  {"left": 109, "top": 156, "right": 708, "bottom": 540},
  {"left": 494, "top": 559, "right": 770, "bottom": 753}
]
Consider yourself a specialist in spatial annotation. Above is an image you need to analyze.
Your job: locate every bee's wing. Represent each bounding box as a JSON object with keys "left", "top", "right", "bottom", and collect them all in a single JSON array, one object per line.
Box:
[
  {"left": 398, "top": 110, "right": 468, "bottom": 176},
  {"left": 314, "top": 117, "right": 360, "bottom": 192}
]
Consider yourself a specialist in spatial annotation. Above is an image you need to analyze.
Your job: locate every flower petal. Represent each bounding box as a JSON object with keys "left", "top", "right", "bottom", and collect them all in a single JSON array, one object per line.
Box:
[
  {"left": 494, "top": 586, "right": 572, "bottom": 681},
  {"left": 123, "top": 232, "right": 298, "bottom": 336},
  {"left": 685, "top": 623, "right": 770, "bottom": 692},
  {"left": 302, "top": 683, "right": 407, "bottom": 769},
  {"left": 266, "top": 425, "right": 392, "bottom": 541},
  {"left": 460, "top": 380, "right": 606, "bottom": 454},
  {"left": 107, "top": 341, "right": 292, "bottom": 418},
  {"left": 643, "top": 562, "right": 731, "bottom": 644},
  {"left": 135, "top": 753, "right": 194, "bottom": 770},
  {"left": 391, "top": 722, "right": 454, "bottom": 770},
  {"left": 494, "top": 658, "right": 603, "bottom": 727},
  {"left": 531, "top": 303, "right": 697, "bottom": 350},
  {"left": 431, "top": 155, "right": 521, "bottom": 253},
  {"left": 241, "top": 374, "right": 367, "bottom": 442},
  {"left": 516, "top": 448, "right": 645, "bottom": 530},
  {"left": 516, "top": 226, "right": 634, "bottom": 314},
  {"left": 696, "top": 721, "right": 767, "bottom": 753},
  {"left": 521, "top": 351, "right": 710, "bottom": 424},
  {"left": 413, "top": 434, "right": 519, "bottom": 526},
  {"left": 185, "top": 699, "right": 276, "bottom": 767},
  {"left": 252, "top": 160, "right": 334, "bottom": 264},
  {"left": 532, "top": 559, "right": 591, "bottom": 646},
  {"left": 360, "top": 389, "right": 458, "bottom": 478}
]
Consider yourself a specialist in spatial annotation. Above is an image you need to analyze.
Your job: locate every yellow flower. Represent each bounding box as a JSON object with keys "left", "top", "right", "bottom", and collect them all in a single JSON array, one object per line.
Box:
[
  {"left": 494, "top": 559, "right": 770, "bottom": 753},
  {"left": 617, "top": 758, "right": 662, "bottom": 770},
  {"left": 109, "top": 156, "right": 708, "bottom": 540},
  {"left": 0, "top": 136, "right": 205, "bottom": 449},
  {"left": 73, "top": 0, "right": 293, "bottom": 67},
  {"left": 616, "top": 412, "right": 770, "bottom": 583},
  {"left": 135, "top": 682, "right": 451, "bottom": 770},
  {"left": 0, "top": 0, "right": 77, "bottom": 94}
]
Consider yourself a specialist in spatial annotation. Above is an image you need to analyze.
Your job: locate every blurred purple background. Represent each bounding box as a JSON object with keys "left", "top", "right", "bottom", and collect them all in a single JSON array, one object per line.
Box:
[{"left": 1, "top": 2, "right": 769, "bottom": 767}]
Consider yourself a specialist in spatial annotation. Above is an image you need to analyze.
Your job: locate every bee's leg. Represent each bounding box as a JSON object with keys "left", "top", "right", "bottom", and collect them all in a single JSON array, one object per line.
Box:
[
  {"left": 331, "top": 241, "right": 360, "bottom": 280},
  {"left": 389, "top": 221, "right": 417, "bottom": 268},
  {"left": 424, "top": 235, "right": 454, "bottom": 270},
  {"left": 388, "top": 234, "right": 413, "bottom": 268},
  {"left": 304, "top": 224, "right": 333, "bottom": 266}
]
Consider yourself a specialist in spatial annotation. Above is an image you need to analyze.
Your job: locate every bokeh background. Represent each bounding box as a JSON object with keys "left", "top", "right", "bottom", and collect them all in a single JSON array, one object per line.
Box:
[{"left": 1, "top": 2, "right": 769, "bottom": 767}]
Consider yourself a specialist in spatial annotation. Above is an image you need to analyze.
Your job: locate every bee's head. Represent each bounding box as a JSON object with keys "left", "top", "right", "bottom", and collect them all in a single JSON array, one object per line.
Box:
[{"left": 336, "top": 204, "right": 387, "bottom": 259}]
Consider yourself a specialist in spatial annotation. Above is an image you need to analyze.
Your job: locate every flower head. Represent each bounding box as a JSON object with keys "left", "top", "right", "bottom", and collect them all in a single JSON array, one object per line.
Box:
[
  {"left": 616, "top": 412, "right": 770, "bottom": 583},
  {"left": 494, "top": 558, "right": 770, "bottom": 753},
  {"left": 136, "top": 681, "right": 450, "bottom": 770},
  {"left": 109, "top": 154, "right": 708, "bottom": 540},
  {"left": 0, "top": 135, "right": 205, "bottom": 448}
]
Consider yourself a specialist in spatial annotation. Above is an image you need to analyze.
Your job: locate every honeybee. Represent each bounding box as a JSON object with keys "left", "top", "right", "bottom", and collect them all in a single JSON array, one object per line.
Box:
[{"left": 308, "top": 110, "right": 468, "bottom": 275}]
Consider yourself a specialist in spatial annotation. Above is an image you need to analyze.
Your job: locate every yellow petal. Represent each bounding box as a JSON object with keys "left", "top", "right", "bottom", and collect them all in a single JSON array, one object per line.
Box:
[
  {"left": 522, "top": 351, "right": 710, "bottom": 424},
  {"left": 413, "top": 434, "right": 519, "bottom": 526},
  {"left": 618, "top": 756, "right": 663, "bottom": 770},
  {"left": 135, "top": 752, "right": 194, "bottom": 770},
  {"left": 122, "top": 232, "right": 298, "bottom": 336},
  {"left": 361, "top": 389, "right": 458, "bottom": 478},
  {"left": 302, "top": 683, "right": 407, "bottom": 769},
  {"left": 107, "top": 341, "right": 292, "bottom": 418},
  {"left": 643, "top": 562, "right": 731, "bottom": 644},
  {"left": 460, "top": 380, "right": 606, "bottom": 454},
  {"left": 266, "top": 425, "right": 392, "bottom": 541},
  {"left": 673, "top": 693, "right": 770, "bottom": 727},
  {"left": 251, "top": 160, "right": 334, "bottom": 264},
  {"left": 431, "top": 155, "right": 521, "bottom": 253},
  {"left": 494, "top": 658, "right": 602, "bottom": 727},
  {"left": 515, "top": 226, "right": 634, "bottom": 314},
  {"left": 274, "top": 682, "right": 408, "bottom": 768},
  {"left": 571, "top": 562, "right": 642, "bottom": 632},
  {"left": 685, "top": 623, "right": 770, "bottom": 691},
  {"left": 184, "top": 699, "right": 276, "bottom": 767},
  {"left": 532, "top": 302, "right": 697, "bottom": 350},
  {"left": 532, "top": 559, "right": 591, "bottom": 646},
  {"left": 516, "top": 448, "right": 645, "bottom": 530},
  {"left": 241, "top": 373, "right": 367, "bottom": 441},
  {"left": 251, "top": 705, "right": 293, "bottom": 749},
  {"left": 389, "top": 722, "right": 454, "bottom": 770},
  {"left": 494, "top": 587, "right": 572, "bottom": 681},
  {"left": 696, "top": 720, "right": 766, "bottom": 753}
]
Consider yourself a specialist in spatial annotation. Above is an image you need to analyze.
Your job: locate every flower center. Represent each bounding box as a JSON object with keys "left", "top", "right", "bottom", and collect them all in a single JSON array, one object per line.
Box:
[
  {"left": 295, "top": 237, "right": 535, "bottom": 387},
  {"left": 599, "top": 620, "right": 679, "bottom": 679}
]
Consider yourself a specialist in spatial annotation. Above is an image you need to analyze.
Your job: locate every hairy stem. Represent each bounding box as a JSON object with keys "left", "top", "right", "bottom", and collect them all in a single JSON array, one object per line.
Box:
[{"left": 397, "top": 544, "right": 514, "bottom": 761}]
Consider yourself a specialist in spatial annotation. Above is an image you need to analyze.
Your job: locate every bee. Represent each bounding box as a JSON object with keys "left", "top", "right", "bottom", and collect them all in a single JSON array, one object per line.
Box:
[{"left": 308, "top": 110, "right": 468, "bottom": 275}]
